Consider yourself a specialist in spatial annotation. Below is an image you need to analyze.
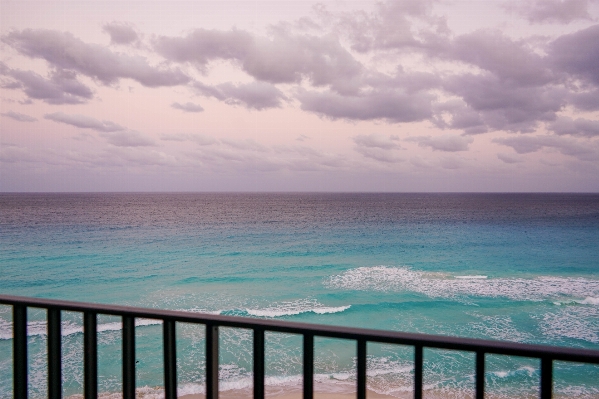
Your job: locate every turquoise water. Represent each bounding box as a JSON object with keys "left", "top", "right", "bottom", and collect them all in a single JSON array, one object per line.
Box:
[{"left": 1, "top": 193, "right": 598, "bottom": 398}]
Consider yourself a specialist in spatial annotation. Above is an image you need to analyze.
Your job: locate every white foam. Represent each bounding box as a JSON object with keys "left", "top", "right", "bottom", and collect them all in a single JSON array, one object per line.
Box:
[
  {"left": 579, "top": 296, "right": 599, "bottom": 305},
  {"left": 491, "top": 366, "right": 536, "bottom": 379},
  {"left": 0, "top": 317, "right": 162, "bottom": 340},
  {"left": 326, "top": 266, "right": 599, "bottom": 304},
  {"left": 535, "top": 305, "right": 599, "bottom": 344},
  {"left": 455, "top": 275, "right": 487, "bottom": 279},
  {"left": 245, "top": 299, "right": 350, "bottom": 318}
]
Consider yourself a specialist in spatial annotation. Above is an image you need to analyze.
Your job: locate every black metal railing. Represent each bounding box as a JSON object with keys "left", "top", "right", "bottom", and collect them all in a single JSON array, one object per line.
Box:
[{"left": 2, "top": 294, "right": 599, "bottom": 399}]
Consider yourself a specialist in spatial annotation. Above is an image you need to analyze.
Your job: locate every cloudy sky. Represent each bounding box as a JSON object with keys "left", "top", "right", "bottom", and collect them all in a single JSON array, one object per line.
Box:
[{"left": 1, "top": 0, "right": 599, "bottom": 192}]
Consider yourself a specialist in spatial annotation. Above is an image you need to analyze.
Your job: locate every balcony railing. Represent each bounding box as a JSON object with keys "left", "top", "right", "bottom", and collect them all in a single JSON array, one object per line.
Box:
[{"left": 2, "top": 294, "right": 599, "bottom": 399}]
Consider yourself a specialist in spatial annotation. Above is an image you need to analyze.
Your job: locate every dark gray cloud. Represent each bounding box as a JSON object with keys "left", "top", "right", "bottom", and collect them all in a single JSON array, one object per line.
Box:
[
  {"left": 45, "top": 112, "right": 124, "bottom": 132},
  {"left": 505, "top": 0, "right": 594, "bottom": 24},
  {"left": 2, "top": 29, "right": 189, "bottom": 87},
  {"left": 408, "top": 134, "right": 474, "bottom": 152},
  {"left": 493, "top": 135, "right": 598, "bottom": 161},
  {"left": 155, "top": 28, "right": 363, "bottom": 94},
  {"left": 1, "top": 63, "right": 93, "bottom": 104},
  {"left": 171, "top": 102, "right": 204, "bottom": 113},
  {"left": 550, "top": 24, "right": 599, "bottom": 86},
  {"left": 548, "top": 116, "right": 599, "bottom": 137},
  {"left": 103, "top": 22, "right": 139, "bottom": 45},
  {"left": 194, "top": 81, "right": 287, "bottom": 110},
  {"left": 1, "top": 111, "right": 37, "bottom": 122},
  {"left": 298, "top": 89, "right": 434, "bottom": 123}
]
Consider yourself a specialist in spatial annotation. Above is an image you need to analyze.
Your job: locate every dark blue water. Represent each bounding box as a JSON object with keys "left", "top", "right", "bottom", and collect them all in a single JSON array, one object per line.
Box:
[{"left": 1, "top": 193, "right": 598, "bottom": 398}]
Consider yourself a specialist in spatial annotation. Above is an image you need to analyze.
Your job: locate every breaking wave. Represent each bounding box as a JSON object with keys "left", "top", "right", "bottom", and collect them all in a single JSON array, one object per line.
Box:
[{"left": 325, "top": 266, "right": 599, "bottom": 303}]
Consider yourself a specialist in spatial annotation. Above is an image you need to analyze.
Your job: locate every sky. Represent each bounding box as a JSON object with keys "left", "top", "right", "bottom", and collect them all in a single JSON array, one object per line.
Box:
[{"left": 1, "top": 0, "right": 599, "bottom": 192}]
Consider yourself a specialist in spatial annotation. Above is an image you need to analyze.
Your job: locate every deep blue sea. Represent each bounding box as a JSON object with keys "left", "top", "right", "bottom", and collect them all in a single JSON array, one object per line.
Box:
[{"left": 1, "top": 193, "right": 598, "bottom": 398}]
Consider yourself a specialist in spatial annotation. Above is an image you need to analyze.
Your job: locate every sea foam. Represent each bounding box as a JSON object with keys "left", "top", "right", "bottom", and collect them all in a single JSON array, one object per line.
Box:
[
  {"left": 245, "top": 299, "right": 350, "bottom": 317},
  {"left": 0, "top": 318, "right": 162, "bottom": 340},
  {"left": 325, "top": 266, "right": 599, "bottom": 304}
]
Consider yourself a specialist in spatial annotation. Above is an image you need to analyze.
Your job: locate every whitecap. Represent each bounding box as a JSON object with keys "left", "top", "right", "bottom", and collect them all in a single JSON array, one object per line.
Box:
[
  {"left": 245, "top": 299, "right": 350, "bottom": 318},
  {"left": 579, "top": 296, "right": 599, "bottom": 305},
  {"left": 0, "top": 317, "right": 162, "bottom": 340},
  {"left": 325, "top": 266, "right": 599, "bottom": 303},
  {"left": 455, "top": 275, "right": 487, "bottom": 279}
]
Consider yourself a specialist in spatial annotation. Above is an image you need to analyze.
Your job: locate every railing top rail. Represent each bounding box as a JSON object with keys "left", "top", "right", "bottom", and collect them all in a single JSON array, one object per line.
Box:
[{"left": 2, "top": 294, "right": 599, "bottom": 364}]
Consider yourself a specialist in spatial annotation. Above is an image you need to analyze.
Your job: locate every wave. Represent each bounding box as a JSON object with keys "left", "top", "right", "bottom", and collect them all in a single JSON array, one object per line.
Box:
[
  {"left": 186, "top": 298, "right": 351, "bottom": 318},
  {"left": 0, "top": 299, "right": 350, "bottom": 340},
  {"left": 325, "top": 266, "right": 599, "bottom": 304},
  {"left": 455, "top": 275, "right": 487, "bottom": 279},
  {"left": 245, "top": 300, "right": 350, "bottom": 318},
  {"left": 0, "top": 318, "right": 162, "bottom": 341}
]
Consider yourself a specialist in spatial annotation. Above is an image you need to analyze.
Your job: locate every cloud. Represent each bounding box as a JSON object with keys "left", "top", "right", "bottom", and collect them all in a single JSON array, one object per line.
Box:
[
  {"left": 353, "top": 134, "right": 400, "bottom": 149},
  {"left": 497, "top": 153, "right": 522, "bottom": 164},
  {"left": 45, "top": 112, "right": 124, "bottom": 132},
  {"left": 409, "top": 134, "right": 474, "bottom": 152},
  {"left": 2, "top": 29, "right": 189, "bottom": 87},
  {"left": 569, "top": 90, "right": 599, "bottom": 111},
  {"left": 103, "top": 22, "right": 139, "bottom": 45},
  {"left": 194, "top": 81, "right": 287, "bottom": 110},
  {"left": 160, "top": 133, "right": 218, "bottom": 146},
  {"left": 494, "top": 135, "right": 598, "bottom": 161},
  {"left": 171, "top": 102, "right": 204, "bottom": 113},
  {"left": 0, "top": 63, "right": 93, "bottom": 104},
  {"left": 1, "top": 111, "right": 37, "bottom": 122},
  {"left": 550, "top": 24, "right": 599, "bottom": 86},
  {"left": 504, "top": 0, "right": 594, "bottom": 24},
  {"left": 155, "top": 28, "right": 363, "bottom": 93},
  {"left": 100, "top": 131, "right": 155, "bottom": 147},
  {"left": 335, "top": 0, "right": 443, "bottom": 53},
  {"left": 444, "top": 74, "right": 566, "bottom": 133},
  {"left": 433, "top": 100, "right": 487, "bottom": 134},
  {"left": 160, "top": 133, "right": 217, "bottom": 145},
  {"left": 449, "top": 30, "right": 553, "bottom": 86},
  {"left": 352, "top": 134, "right": 402, "bottom": 163},
  {"left": 548, "top": 117, "right": 599, "bottom": 137},
  {"left": 298, "top": 89, "right": 434, "bottom": 123},
  {"left": 221, "top": 138, "right": 269, "bottom": 152}
]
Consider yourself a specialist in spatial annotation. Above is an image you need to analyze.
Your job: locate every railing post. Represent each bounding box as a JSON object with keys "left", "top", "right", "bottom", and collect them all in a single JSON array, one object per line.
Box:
[
  {"left": 163, "top": 319, "right": 177, "bottom": 399},
  {"left": 475, "top": 351, "right": 484, "bottom": 399},
  {"left": 84, "top": 312, "right": 98, "bottom": 399},
  {"left": 414, "top": 345, "right": 423, "bottom": 399},
  {"left": 48, "top": 308, "right": 62, "bottom": 399},
  {"left": 254, "top": 328, "right": 265, "bottom": 399},
  {"left": 357, "top": 339, "right": 367, "bottom": 399},
  {"left": 303, "top": 334, "right": 314, "bottom": 399},
  {"left": 13, "top": 304, "right": 27, "bottom": 399},
  {"left": 206, "top": 324, "right": 219, "bottom": 399},
  {"left": 540, "top": 357, "right": 553, "bottom": 399},
  {"left": 122, "top": 316, "right": 136, "bottom": 399}
]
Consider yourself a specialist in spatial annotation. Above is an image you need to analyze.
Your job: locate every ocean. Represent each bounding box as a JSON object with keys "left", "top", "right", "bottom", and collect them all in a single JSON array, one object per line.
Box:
[{"left": 1, "top": 193, "right": 598, "bottom": 398}]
